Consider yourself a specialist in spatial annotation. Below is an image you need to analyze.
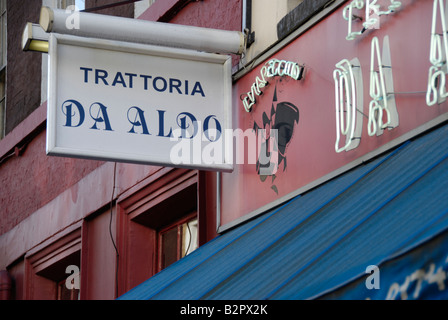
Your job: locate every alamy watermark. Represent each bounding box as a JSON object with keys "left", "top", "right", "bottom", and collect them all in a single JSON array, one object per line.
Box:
[
  {"left": 169, "top": 127, "right": 280, "bottom": 175},
  {"left": 365, "top": 265, "right": 380, "bottom": 290},
  {"left": 65, "top": 265, "right": 80, "bottom": 290},
  {"left": 65, "top": 5, "right": 81, "bottom": 30}
]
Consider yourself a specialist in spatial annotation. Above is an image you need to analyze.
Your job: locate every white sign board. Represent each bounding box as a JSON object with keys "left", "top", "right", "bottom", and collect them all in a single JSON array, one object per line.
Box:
[{"left": 47, "top": 34, "right": 233, "bottom": 171}]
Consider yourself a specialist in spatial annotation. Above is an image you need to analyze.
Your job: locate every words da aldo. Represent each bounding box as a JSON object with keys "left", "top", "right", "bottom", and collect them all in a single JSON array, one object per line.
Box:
[{"left": 60, "top": 67, "right": 224, "bottom": 142}]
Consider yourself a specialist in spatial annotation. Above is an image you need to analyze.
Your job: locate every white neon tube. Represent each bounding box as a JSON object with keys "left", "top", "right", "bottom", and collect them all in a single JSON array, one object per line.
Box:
[
  {"left": 39, "top": 7, "right": 245, "bottom": 55},
  {"left": 333, "top": 59, "right": 358, "bottom": 153},
  {"left": 368, "top": 36, "right": 392, "bottom": 136},
  {"left": 427, "top": 0, "right": 448, "bottom": 106}
]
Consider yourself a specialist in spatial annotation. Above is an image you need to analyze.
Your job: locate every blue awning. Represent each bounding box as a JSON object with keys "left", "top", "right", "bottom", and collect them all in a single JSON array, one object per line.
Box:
[{"left": 118, "top": 123, "right": 448, "bottom": 300}]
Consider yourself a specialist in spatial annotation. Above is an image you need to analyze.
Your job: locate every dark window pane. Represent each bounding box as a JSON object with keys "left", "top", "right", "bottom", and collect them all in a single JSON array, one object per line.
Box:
[{"left": 161, "top": 227, "right": 178, "bottom": 269}]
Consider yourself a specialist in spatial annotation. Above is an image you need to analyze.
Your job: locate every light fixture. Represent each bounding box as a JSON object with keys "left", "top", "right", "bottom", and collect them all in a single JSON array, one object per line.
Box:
[
  {"left": 22, "top": 22, "right": 49, "bottom": 53},
  {"left": 39, "top": 6, "right": 245, "bottom": 55}
]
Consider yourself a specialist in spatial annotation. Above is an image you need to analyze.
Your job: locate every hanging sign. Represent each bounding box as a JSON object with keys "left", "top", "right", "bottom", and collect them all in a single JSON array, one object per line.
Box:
[{"left": 46, "top": 33, "right": 233, "bottom": 171}]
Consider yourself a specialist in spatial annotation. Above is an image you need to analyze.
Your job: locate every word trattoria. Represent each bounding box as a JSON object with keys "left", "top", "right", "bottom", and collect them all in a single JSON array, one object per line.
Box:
[{"left": 79, "top": 67, "right": 206, "bottom": 97}]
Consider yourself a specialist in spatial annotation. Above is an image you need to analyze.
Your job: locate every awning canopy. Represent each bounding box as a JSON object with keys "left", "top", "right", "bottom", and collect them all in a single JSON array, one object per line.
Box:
[{"left": 118, "top": 123, "right": 448, "bottom": 300}]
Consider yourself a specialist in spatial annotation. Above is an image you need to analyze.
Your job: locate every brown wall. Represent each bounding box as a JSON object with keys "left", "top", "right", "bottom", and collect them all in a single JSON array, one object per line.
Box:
[
  {"left": 0, "top": 128, "right": 103, "bottom": 235},
  {"left": 85, "top": 0, "right": 134, "bottom": 17},
  {"left": 5, "top": 0, "right": 42, "bottom": 135}
]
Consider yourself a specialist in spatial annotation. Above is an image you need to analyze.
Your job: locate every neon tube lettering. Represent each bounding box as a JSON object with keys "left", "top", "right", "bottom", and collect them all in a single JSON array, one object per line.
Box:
[
  {"left": 333, "top": 58, "right": 363, "bottom": 153},
  {"left": 343, "top": 0, "right": 402, "bottom": 41},
  {"left": 242, "top": 59, "right": 303, "bottom": 112},
  {"left": 368, "top": 36, "right": 398, "bottom": 136},
  {"left": 426, "top": 0, "right": 448, "bottom": 106}
]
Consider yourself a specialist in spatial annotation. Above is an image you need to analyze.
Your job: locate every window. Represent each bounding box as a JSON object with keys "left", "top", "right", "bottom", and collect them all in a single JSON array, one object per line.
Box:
[
  {"left": 243, "top": 0, "right": 304, "bottom": 62},
  {"left": 242, "top": 0, "right": 331, "bottom": 64},
  {"left": 158, "top": 214, "right": 198, "bottom": 271},
  {"left": 42, "top": 0, "right": 83, "bottom": 10},
  {"left": 57, "top": 277, "right": 80, "bottom": 300},
  {"left": 25, "top": 229, "right": 81, "bottom": 300},
  {"left": 118, "top": 169, "right": 199, "bottom": 294},
  {"left": 75, "top": 0, "right": 85, "bottom": 10},
  {"left": 64, "top": 0, "right": 85, "bottom": 10},
  {"left": 0, "top": 0, "right": 5, "bottom": 139}
]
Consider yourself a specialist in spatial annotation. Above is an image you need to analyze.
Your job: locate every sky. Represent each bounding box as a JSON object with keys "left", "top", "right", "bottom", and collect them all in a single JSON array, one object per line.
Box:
[{"left": 76, "top": 0, "right": 85, "bottom": 10}]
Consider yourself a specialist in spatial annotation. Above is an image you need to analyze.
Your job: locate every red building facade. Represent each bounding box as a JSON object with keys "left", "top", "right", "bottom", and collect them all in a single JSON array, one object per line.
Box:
[
  {"left": 2, "top": 0, "right": 448, "bottom": 301},
  {"left": 0, "top": 0, "right": 239, "bottom": 300}
]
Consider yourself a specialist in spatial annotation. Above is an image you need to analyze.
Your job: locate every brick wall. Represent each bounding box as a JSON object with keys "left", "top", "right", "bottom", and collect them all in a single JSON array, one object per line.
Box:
[
  {"left": 5, "top": 0, "right": 42, "bottom": 135},
  {"left": 86, "top": 0, "right": 134, "bottom": 17},
  {"left": 0, "top": 129, "right": 103, "bottom": 235}
]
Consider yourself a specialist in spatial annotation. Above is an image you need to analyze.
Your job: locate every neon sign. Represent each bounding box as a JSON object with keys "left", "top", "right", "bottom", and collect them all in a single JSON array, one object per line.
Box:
[
  {"left": 333, "top": 35, "right": 399, "bottom": 152},
  {"left": 241, "top": 59, "right": 304, "bottom": 112},
  {"left": 333, "top": 58, "right": 363, "bottom": 153},
  {"left": 368, "top": 36, "right": 398, "bottom": 136},
  {"left": 343, "top": 0, "right": 402, "bottom": 41},
  {"left": 364, "top": 0, "right": 402, "bottom": 30},
  {"left": 343, "top": 0, "right": 365, "bottom": 40},
  {"left": 427, "top": 0, "right": 448, "bottom": 106}
]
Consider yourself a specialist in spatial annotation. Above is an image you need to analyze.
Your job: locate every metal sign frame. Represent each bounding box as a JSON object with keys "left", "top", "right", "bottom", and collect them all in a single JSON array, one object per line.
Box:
[{"left": 47, "top": 33, "right": 233, "bottom": 171}]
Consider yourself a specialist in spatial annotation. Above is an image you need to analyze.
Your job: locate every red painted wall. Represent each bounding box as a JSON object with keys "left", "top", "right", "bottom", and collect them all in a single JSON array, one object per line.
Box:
[
  {"left": 219, "top": 0, "right": 446, "bottom": 229},
  {"left": 0, "top": 0, "right": 242, "bottom": 299},
  {"left": 0, "top": 128, "right": 103, "bottom": 235},
  {"left": 170, "top": 0, "right": 241, "bottom": 30},
  {"left": 5, "top": 0, "right": 42, "bottom": 135},
  {"left": 0, "top": 0, "right": 241, "bottom": 237},
  {"left": 82, "top": 209, "right": 118, "bottom": 300}
]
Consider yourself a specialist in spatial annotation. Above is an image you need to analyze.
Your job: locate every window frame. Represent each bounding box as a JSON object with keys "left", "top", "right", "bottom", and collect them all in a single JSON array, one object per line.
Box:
[
  {"left": 241, "top": 0, "right": 305, "bottom": 60},
  {"left": 236, "top": 0, "right": 346, "bottom": 79},
  {"left": 276, "top": 0, "right": 330, "bottom": 40},
  {"left": 57, "top": 277, "right": 80, "bottom": 300},
  {"left": 24, "top": 228, "right": 82, "bottom": 300},
  {"left": 117, "top": 168, "right": 200, "bottom": 295},
  {"left": 157, "top": 212, "right": 198, "bottom": 272}
]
